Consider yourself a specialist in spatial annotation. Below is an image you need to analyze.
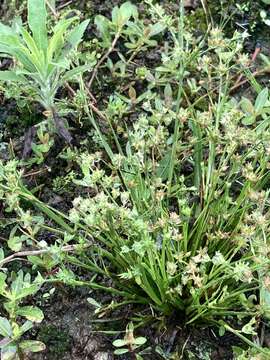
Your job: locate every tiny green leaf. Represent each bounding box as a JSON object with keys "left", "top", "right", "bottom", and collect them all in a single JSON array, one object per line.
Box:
[
  {"left": 241, "top": 115, "right": 256, "bottom": 126},
  {"left": 0, "top": 317, "right": 12, "bottom": 338},
  {"left": 240, "top": 97, "right": 254, "bottom": 115},
  {"left": 255, "top": 88, "right": 269, "bottom": 113},
  {"left": 28, "top": 0, "right": 48, "bottom": 53},
  {"left": 48, "top": 18, "right": 76, "bottom": 61},
  {"left": 95, "top": 15, "right": 112, "bottom": 48},
  {"left": 20, "top": 321, "right": 33, "bottom": 335},
  {"left": 218, "top": 325, "right": 226, "bottom": 337},
  {"left": 112, "top": 2, "right": 138, "bottom": 28},
  {"left": 7, "top": 237, "right": 23, "bottom": 252},
  {"left": 19, "top": 340, "right": 46, "bottom": 353},
  {"left": 66, "top": 19, "right": 90, "bottom": 50},
  {"left": 1, "top": 345, "right": 17, "bottom": 360},
  {"left": 241, "top": 317, "right": 257, "bottom": 335},
  {"left": 113, "top": 339, "right": 128, "bottom": 347},
  {"left": 87, "top": 297, "right": 101, "bottom": 309},
  {"left": 61, "top": 65, "right": 90, "bottom": 83},
  {"left": 149, "top": 23, "right": 166, "bottom": 37},
  {"left": 119, "top": 2, "right": 138, "bottom": 22},
  {"left": 16, "top": 306, "right": 44, "bottom": 323},
  {"left": 134, "top": 337, "right": 147, "bottom": 346},
  {"left": 114, "top": 348, "right": 129, "bottom": 355}
]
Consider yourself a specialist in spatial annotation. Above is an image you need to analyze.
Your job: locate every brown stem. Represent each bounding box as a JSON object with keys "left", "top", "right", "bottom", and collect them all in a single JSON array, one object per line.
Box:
[
  {"left": 22, "top": 166, "right": 50, "bottom": 178},
  {"left": 65, "top": 82, "right": 107, "bottom": 122},
  {"left": 88, "top": 32, "right": 121, "bottom": 89},
  {"left": 57, "top": 0, "right": 72, "bottom": 10},
  {"left": 0, "top": 244, "right": 82, "bottom": 268},
  {"left": 229, "top": 67, "right": 270, "bottom": 93},
  {"left": 45, "top": 0, "right": 58, "bottom": 18},
  {"left": 52, "top": 108, "right": 73, "bottom": 144}
]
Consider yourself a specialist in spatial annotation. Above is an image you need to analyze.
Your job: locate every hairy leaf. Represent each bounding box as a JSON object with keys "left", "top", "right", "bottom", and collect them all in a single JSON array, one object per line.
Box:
[
  {"left": 255, "top": 88, "right": 269, "bottom": 113},
  {"left": 19, "top": 340, "right": 46, "bottom": 353},
  {"left": 0, "top": 318, "right": 12, "bottom": 338},
  {"left": 0, "top": 71, "right": 26, "bottom": 83},
  {"left": 16, "top": 306, "right": 44, "bottom": 323},
  {"left": 1, "top": 345, "right": 17, "bottom": 360},
  {"left": 95, "top": 15, "right": 112, "bottom": 47},
  {"left": 61, "top": 65, "right": 90, "bottom": 83},
  {"left": 66, "top": 19, "right": 90, "bottom": 50},
  {"left": 28, "top": 0, "right": 48, "bottom": 53},
  {"left": 48, "top": 18, "right": 76, "bottom": 61}
]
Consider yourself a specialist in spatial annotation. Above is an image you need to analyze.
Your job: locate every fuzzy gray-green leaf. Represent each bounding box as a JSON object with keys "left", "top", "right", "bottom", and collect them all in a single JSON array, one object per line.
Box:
[
  {"left": 0, "top": 317, "right": 12, "bottom": 338},
  {"left": 0, "top": 71, "right": 26, "bottom": 83},
  {"left": 28, "top": 0, "right": 48, "bottom": 53},
  {"left": 66, "top": 19, "right": 90, "bottom": 50}
]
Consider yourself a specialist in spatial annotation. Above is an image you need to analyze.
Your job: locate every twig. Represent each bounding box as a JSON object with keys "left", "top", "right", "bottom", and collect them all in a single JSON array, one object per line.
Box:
[
  {"left": 23, "top": 166, "right": 50, "bottom": 178},
  {"left": 88, "top": 89, "right": 98, "bottom": 104},
  {"left": 65, "top": 82, "right": 97, "bottom": 103},
  {"left": 0, "top": 244, "right": 81, "bottom": 268},
  {"left": 65, "top": 82, "right": 76, "bottom": 97},
  {"left": 180, "top": 334, "right": 191, "bottom": 359},
  {"left": 88, "top": 32, "right": 120, "bottom": 89},
  {"left": 45, "top": 0, "right": 58, "bottom": 18},
  {"left": 229, "top": 67, "right": 270, "bottom": 93},
  {"left": 57, "top": 0, "right": 73, "bottom": 10},
  {"left": 233, "top": 44, "right": 261, "bottom": 90},
  {"left": 88, "top": 101, "right": 108, "bottom": 122},
  {"left": 65, "top": 82, "right": 107, "bottom": 122},
  {"left": 200, "top": 0, "right": 213, "bottom": 28}
]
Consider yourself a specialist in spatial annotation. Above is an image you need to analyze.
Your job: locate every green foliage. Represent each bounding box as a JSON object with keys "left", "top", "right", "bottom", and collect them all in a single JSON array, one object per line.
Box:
[
  {"left": 24, "top": 123, "right": 54, "bottom": 165},
  {"left": 0, "top": 271, "right": 45, "bottom": 360},
  {"left": 113, "top": 322, "right": 147, "bottom": 357},
  {"left": 0, "top": 0, "right": 90, "bottom": 134},
  {"left": 240, "top": 88, "right": 270, "bottom": 125},
  {"left": 1, "top": 1, "right": 270, "bottom": 358},
  {"left": 95, "top": 2, "right": 138, "bottom": 47}
]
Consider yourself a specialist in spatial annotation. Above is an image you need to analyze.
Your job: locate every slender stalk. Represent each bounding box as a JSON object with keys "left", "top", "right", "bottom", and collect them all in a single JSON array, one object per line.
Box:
[
  {"left": 0, "top": 245, "right": 82, "bottom": 268},
  {"left": 88, "top": 32, "right": 121, "bottom": 89},
  {"left": 223, "top": 323, "right": 270, "bottom": 356}
]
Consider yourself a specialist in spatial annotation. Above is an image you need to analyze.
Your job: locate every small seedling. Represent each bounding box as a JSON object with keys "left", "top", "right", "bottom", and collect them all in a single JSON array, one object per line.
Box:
[
  {"left": 23, "top": 123, "right": 54, "bottom": 165},
  {"left": 0, "top": 270, "right": 45, "bottom": 360},
  {"left": 113, "top": 322, "right": 147, "bottom": 358}
]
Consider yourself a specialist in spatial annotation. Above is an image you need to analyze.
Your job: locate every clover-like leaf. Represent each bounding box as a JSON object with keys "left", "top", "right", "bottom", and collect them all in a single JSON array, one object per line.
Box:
[
  {"left": 16, "top": 306, "right": 44, "bottom": 323},
  {"left": 0, "top": 318, "right": 12, "bottom": 338},
  {"left": 19, "top": 340, "right": 46, "bottom": 353}
]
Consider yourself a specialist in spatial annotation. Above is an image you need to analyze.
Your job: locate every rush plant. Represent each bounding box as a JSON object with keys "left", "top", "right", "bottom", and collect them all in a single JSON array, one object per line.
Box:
[{"left": 1, "top": 1, "right": 270, "bottom": 357}]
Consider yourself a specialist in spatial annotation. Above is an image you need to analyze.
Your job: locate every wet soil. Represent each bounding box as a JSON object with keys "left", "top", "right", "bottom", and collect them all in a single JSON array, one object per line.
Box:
[{"left": 30, "top": 285, "right": 239, "bottom": 360}]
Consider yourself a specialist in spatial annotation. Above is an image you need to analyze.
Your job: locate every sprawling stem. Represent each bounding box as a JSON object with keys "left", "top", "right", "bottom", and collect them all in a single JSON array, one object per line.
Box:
[{"left": 88, "top": 31, "right": 121, "bottom": 89}]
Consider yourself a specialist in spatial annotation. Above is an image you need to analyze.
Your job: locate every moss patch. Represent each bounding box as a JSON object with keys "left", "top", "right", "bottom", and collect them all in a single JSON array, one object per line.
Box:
[{"left": 37, "top": 325, "right": 72, "bottom": 359}]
